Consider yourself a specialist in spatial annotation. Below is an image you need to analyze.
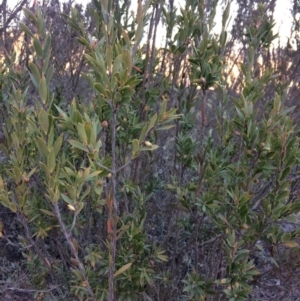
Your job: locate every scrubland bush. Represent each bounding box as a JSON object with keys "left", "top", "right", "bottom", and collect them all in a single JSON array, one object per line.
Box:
[{"left": 1, "top": 1, "right": 300, "bottom": 301}]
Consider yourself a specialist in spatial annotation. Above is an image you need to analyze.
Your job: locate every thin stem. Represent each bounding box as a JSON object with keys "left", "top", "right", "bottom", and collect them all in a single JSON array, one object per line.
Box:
[
  {"left": 200, "top": 89, "right": 208, "bottom": 151},
  {"left": 108, "top": 103, "right": 118, "bottom": 301},
  {"left": 53, "top": 203, "right": 96, "bottom": 301}
]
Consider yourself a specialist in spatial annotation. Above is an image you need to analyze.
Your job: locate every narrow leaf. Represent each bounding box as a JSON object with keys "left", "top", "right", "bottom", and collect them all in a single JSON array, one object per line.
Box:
[
  {"left": 61, "top": 193, "right": 74, "bottom": 205},
  {"left": 122, "top": 50, "right": 132, "bottom": 75},
  {"left": 53, "top": 134, "right": 63, "bottom": 156},
  {"left": 38, "top": 109, "right": 49, "bottom": 134},
  {"left": 29, "top": 62, "right": 41, "bottom": 83},
  {"left": 106, "top": 45, "right": 113, "bottom": 72},
  {"left": 94, "top": 82, "right": 106, "bottom": 95},
  {"left": 23, "top": 7, "right": 37, "bottom": 22},
  {"left": 0, "top": 194, "right": 11, "bottom": 208},
  {"left": 69, "top": 140, "right": 89, "bottom": 152},
  {"left": 47, "top": 149, "right": 56, "bottom": 173},
  {"left": 19, "top": 22, "right": 34, "bottom": 38},
  {"left": 283, "top": 241, "right": 299, "bottom": 248},
  {"left": 147, "top": 113, "right": 157, "bottom": 134},
  {"left": 122, "top": 28, "right": 131, "bottom": 47},
  {"left": 77, "top": 123, "right": 88, "bottom": 145},
  {"left": 36, "top": 137, "right": 50, "bottom": 159},
  {"left": 39, "top": 77, "right": 48, "bottom": 103},
  {"left": 0, "top": 176, "right": 4, "bottom": 190},
  {"left": 114, "top": 262, "right": 133, "bottom": 278},
  {"left": 40, "top": 209, "right": 55, "bottom": 217},
  {"left": 43, "top": 34, "right": 51, "bottom": 57},
  {"left": 113, "top": 54, "right": 123, "bottom": 75},
  {"left": 33, "top": 37, "right": 43, "bottom": 57}
]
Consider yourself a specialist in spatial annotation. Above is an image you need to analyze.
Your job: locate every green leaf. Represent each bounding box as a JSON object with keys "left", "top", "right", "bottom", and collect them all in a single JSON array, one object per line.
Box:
[
  {"left": 33, "top": 37, "right": 43, "bottom": 57},
  {"left": 29, "top": 71, "right": 40, "bottom": 89},
  {"left": 233, "top": 249, "right": 249, "bottom": 262},
  {"left": 69, "top": 140, "right": 89, "bottom": 152},
  {"left": 125, "top": 75, "right": 138, "bottom": 85},
  {"left": 38, "top": 109, "right": 49, "bottom": 134},
  {"left": 53, "top": 134, "right": 63, "bottom": 156},
  {"left": 106, "top": 45, "right": 113, "bottom": 72},
  {"left": 281, "top": 233, "right": 291, "bottom": 242},
  {"left": 280, "top": 167, "right": 290, "bottom": 181},
  {"left": 113, "top": 54, "right": 123, "bottom": 75},
  {"left": 77, "top": 123, "right": 87, "bottom": 145},
  {"left": 54, "top": 105, "right": 68, "bottom": 119},
  {"left": 13, "top": 166, "right": 21, "bottom": 183},
  {"left": 77, "top": 37, "right": 90, "bottom": 47},
  {"left": 40, "top": 209, "right": 55, "bottom": 217},
  {"left": 122, "top": 50, "right": 132, "bottom": 75},
  {"left": 36, "top": 137, "right": 50, "bottom": 159},
  {"left": 61, "top": 193, "right": 74, "bottom": 205},
  {"left": 65, "top": 184, "right": 76, "bottom": 200},
  {"left": 85, "top": 171, "right": 101, "bottom": 181},
  {"left": 29, "top": 62, "right": 41, "bottom": 83},
  {"left": 114, "top": 262, "right": 133, "bottom": 278},
  {"left": 246, "top": 268, "right": 261, "bottom": 276},
  {"left": 39, "top": 162, "right": 51, "bottom": 180},
  {"left": 27, "top": 167, "right": 37, "bottom": 178},
  {"left": 94, "top": 83, "right": 106, "bottom": 95},
  {"left": 45, "top": 64, "right": 54, "bottom": 83},
  {"left": 47, "top": 149, "right": 56, "bottom": 173},
  {"left": 222, "top": 0, "right": 231, "bottom": 28},
  {"left": 147, "top": 114, "right": 157, "bottom": 134},
  {"left": 19, "top": 22, "right": 34, "bottom": 38},
  {"left": 135, "top": 21, "right": 143, "bottom": 45},
  {"left": 0, "top": 176, "right": 4, "bottom": 190},
  {"left": 0, "top": 194, "right": 11, "bottom": 208},
  {"left": 39, "top": 77, "right": 48, "bottom": 103},
  {"left": 122, "top": 28, "right": 131, "bottom": 47},
  {"left": 79, "top": 187, "right": 90, "bottom": 202},
  {"left": 36, "top": 11, "right": 45, "bottom": 36},
  {"left": 10, "top": 203, "right": 17, "bottom": 213},
  {"left": 155, "top": 253, "right": 168, "bottom": 262},
  {"left": 140, "top": 144, "right": 159, "bottom": 151},
  {"left": 132, "top": 139, "right": 140, "bottom": 158},
  {"left": 226, "top": 231, "right": 235, "bottom": 247},
  {"left": 43, "top": 34, "right": 51, "bottom": 57},
  {"left": 283, "top": 241, "right": 299, "bottom": 248},
  {"left": 275, "top": 190, "right": 289, "bottom": 203},
  {"left": 138, "top": 123, "right": 148, "bottom": 144},
  {"left": 23, "top": 7, "right": 37, "bottom": 22},
  {"left": 89, "top": 122, "right": 97, "bottom": 145},
  {"left": 76, "top": 202, "right": 84, "bottom": 215},
  {"left": 42, "top": 52, "right": 51, "bottom": 74}
]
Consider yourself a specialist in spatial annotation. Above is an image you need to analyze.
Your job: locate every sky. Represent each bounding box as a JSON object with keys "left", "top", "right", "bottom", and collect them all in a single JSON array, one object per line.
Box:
[{"left": 8, "top": 0, "right": 294, "bottom": 48}]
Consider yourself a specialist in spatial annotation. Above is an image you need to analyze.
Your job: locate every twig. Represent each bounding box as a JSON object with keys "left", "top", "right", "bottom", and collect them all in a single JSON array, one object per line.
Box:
[
  {"left": 53, "top": 202, "right": 96, "bottom": 301},
  {"left": 108, "top": 101, "right": 118, "bottom": 301},
  {"left": 95, "top": 161, "right": 112, "bottom": 173},
  {"left": 116, "top": 155, "right": 133, "bottom": 173},
  {"left": 4, "top": 236, "right": 20, "bottom": 248},
  {"left": 7, "top": 286, "right": 59, "bottom": 293},
  {"left": 70, "top": 211, "right": 78, "bottom": 233},
  {"left": 200, "top": 234, "right": 222, "bottom": 246}
]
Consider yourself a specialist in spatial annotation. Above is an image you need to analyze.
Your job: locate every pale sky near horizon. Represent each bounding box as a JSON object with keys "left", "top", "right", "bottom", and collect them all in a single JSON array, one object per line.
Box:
[{"left": 8, "top": 0, "right": 295, "bottom": 48}]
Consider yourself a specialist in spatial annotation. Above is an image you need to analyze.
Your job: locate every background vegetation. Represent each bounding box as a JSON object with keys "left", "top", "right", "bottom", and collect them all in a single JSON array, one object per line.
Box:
[{"left": 1, "top": 0, "right": 300, "bottom": 300}]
